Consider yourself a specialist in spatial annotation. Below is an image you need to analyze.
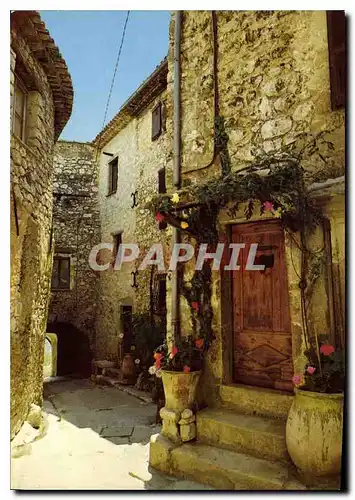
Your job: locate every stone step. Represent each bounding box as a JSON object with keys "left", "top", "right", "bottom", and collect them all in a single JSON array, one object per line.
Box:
[
  {"left": 219, "top": 384, "right": 293, "bottom": 420},
  {"left": 197, "top": 408, "right": 289, "bottom": 463},
  {"left": 169, "top": 443, "right": 306, "bottom": 490}
]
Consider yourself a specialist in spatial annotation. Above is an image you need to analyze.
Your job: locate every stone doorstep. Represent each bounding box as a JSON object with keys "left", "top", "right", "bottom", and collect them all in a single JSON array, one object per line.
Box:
[
  {"left": 196, "top": 407, "right": 289, "bottom": 463},
  {"left": 219, "top": 384, "right": 294, "bottom": 420},
  {"left": 149, "top": 434, "right": 307, "bottom": 491},
  {"left": 92, "top": 360, "right": 116, "bottom": 369}
]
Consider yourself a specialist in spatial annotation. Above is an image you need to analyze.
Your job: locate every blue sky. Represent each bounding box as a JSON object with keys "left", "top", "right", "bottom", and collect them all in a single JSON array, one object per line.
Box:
[{"left": 40, "top": 10, "right": 170, "bottom": 142}]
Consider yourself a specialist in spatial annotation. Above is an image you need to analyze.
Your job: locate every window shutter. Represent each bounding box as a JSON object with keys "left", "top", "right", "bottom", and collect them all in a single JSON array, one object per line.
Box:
[
  {"left": 327, "top": 11, "right": 346, "bottom": 110},
  {"left": 112, "top": 162, "right": 118, "bottom": 192},
  {"left": 152, "top": 103, "right": 162, "bottom": 140}
]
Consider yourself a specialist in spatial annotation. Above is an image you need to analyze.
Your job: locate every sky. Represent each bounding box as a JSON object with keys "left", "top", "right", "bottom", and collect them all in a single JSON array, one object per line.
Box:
[{"left": 39, "top": 10, "right": 170, "bottom": 142}]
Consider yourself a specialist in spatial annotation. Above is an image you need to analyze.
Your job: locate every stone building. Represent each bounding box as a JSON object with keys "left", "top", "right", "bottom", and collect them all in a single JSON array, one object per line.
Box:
[
  {"left": 47, "top": 141, "right": 100, "bottom": 376},
  {"left": 10, "top": 11, "right": 73, "bottom": 438},
  {"left": 150, "top": 11, "right": 345, "bottom": 488},
  {"left": 92, "top": 58, "right": 170, "bottom": 362}
]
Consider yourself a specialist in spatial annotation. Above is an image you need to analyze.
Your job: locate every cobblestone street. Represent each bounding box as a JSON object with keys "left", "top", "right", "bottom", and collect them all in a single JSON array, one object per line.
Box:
[{"left": 11, "top": 379, "right": 212, "bottom": 490}]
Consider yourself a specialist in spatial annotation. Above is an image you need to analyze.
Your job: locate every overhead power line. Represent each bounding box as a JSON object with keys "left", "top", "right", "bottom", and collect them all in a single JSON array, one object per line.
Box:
[{"left": 97, "top": 10, "right": 130, "bottom": 152}]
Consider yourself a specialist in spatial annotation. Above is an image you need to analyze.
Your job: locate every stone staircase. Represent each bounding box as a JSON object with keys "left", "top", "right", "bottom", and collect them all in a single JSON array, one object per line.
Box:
[{"left": 150, "top": 384, "right": 311, "bottom": 490}]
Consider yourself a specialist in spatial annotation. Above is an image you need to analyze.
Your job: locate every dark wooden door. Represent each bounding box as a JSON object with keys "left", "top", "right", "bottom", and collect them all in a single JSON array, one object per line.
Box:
[
  {"left": 231, "top": 221, "right": 293, "bottom": 391},
  {"left": 122, "top": 306, "right": 133, "bottom": 354}
]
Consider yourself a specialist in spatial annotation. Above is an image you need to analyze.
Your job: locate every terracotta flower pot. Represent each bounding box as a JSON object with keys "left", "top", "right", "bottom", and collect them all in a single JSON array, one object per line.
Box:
[
  {"left": 286, "top": 389, "right": 343, "bottom": 482},
  {"left": 161, "top": 370, "right": 201, "bottom": 411},
  {"left": 121, "top": 353, "right": 136, "bottom": 381}
]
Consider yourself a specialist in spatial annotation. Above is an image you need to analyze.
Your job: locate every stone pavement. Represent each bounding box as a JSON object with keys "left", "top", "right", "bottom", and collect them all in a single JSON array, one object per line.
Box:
[{"left": 11, "top": 378, "right": 213, "bottom": 490}]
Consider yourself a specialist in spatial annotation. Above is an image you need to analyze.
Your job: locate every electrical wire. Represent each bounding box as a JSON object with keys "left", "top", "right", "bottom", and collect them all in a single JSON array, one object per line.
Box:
[{"left": 95, "top": 10, "right": 130, "bottom": 158}]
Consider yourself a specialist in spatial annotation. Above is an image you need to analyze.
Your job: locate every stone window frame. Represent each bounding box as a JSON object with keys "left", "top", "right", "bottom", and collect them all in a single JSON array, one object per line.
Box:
[
  {"left": 51, "top": 252, "right": 74, "bottom": 291},
  {"left": 12, "top": 75, "right": 28, "bottom": 143},
  {"left": 107, "top": 154, "right": 118, "bottom": 196}
]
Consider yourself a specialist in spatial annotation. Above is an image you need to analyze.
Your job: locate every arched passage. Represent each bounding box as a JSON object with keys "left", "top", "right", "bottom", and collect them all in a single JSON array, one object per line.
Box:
[{"left": 46, "top": 322, "right": 92, "bottom": 377}]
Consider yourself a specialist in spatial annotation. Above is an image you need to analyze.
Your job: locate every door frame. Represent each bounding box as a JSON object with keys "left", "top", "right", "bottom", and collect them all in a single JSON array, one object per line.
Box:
[{"left": 220, "top": 218, "right": 294, "bottom": 388}]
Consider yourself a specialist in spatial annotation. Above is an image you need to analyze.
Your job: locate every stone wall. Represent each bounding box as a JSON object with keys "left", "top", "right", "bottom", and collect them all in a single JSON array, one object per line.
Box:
[
  {"left": 48, "top": 141, "right": 100, "bottom": 351},
  {"left": 10, "top": 13, "right": 72, "bottom": 438},
  {"left": 95, "top": 89, "right": 170, "bottom": 361},
  {"left": 164, "top": 11, "right": 345, "bottom": 401}
]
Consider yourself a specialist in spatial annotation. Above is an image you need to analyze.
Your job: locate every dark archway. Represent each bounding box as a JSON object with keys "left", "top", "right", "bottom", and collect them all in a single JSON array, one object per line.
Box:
[{"left": 46, "top": 322, "right": 92, "bottom": 377}]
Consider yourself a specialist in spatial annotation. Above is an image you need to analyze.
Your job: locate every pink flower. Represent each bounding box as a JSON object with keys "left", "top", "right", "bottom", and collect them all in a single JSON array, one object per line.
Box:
[
  {"left": 169, "top": 346, "right": 178, "bottom": 359},
  {"left": 263, "top": 201, "right": 274, "bottom": 212},
  {"left": 155, "top": 212, "right": 165, "bottom": 223},
  {"left": 306, "top": 366, "right": 316, "bottom": 375},
  {"left": 320, "top": 344, "right": 335, "bottom": 356},
  {"left": 191, "top": 301, "right": 199, "bottom": 312},
  {"left": 292, "top": 374, "right": 303, "bottom": 386},
  {"left": 183, "top": 365, "right": 191, "bottom": 373},
  {"left": 155, "top": 358, "right": 161, "bottom": 369}
]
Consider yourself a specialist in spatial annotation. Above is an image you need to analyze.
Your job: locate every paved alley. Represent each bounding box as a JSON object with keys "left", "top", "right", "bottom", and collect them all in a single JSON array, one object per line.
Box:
[{"left": 11, "top": 378, "right": 212, "bottom": 490}]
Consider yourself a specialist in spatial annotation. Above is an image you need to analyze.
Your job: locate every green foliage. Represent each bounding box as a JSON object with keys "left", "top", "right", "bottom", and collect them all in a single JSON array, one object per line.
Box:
[
  {"left": 301, "top": 335, "right": 345, "bottom": 393},
  {"left": 132, "top": 312, "right": 165, "bottom": 367},
  {"left": 154, "top": 336, "right": 204, "bottom": 372},
  {"left": 148, "top": 136, "right": 341, "bottom": 379}
]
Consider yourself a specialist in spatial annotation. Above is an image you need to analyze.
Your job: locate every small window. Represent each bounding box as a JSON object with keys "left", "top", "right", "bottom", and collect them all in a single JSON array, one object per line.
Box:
[
  {"left": 158, "top": 168, "right": 166, "bottom": 194},
  {"left": 152, "top": 102, "right": 162, "bottom": 140},
  {"left": 12, "top": 77, "right": 27, "bottom": 142},
  {"left": 111, "top": 232, "right": 122, "bottom": 266},
  {"left": 327, "top": 11, "right": 346, "bottom": 110},
  {"left": 158, "top": 168, "right": 167, "bottom": 230},
  {"left": 51, "top": 257, "right": 70, "bottom": 290},
  {"left": 108, "top": 156, "right": 118, "bottom": 195},
  {"left": 157, "top": 276, "right": 167, "bottom": 315}
]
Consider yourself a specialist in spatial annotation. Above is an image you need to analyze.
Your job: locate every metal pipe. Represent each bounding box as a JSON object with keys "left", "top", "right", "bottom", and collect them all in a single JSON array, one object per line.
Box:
[
  {"left": 171, "top": 11, "right": 182, "bottom": 344},
  {"left": 173, "top": 11, "right": 181, "bottom": 187}
]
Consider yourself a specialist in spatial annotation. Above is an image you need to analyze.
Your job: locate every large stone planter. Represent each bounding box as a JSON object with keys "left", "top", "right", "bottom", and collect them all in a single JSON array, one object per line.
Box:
[
  {"left": 161, "top": 370, "right": 201, "bottom": 411},
  {"left": 286, "top": 389, "right": 343, "bottom": 482}
]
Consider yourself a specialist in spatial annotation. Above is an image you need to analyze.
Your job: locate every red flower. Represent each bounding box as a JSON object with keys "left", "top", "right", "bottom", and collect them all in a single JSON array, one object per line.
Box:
[
  {"left": 155, "top": 212, "right": 165, "bottom": 223},
  {"left": 169, "top": 346, "right": 178, "bottom": 359},
  {"left": 263, "top": 201, "right": 274, "bottom": 212},
  {"left": 195, "top": 338, "right": 204, "bottom": 349},
  {"left": 191, "top": 301, "right": 199, "bottom": 312},
  {"left": 155, "top": 359, "right": 161, "bottom": 369},
  {"left": 183, "top": 365, "right": 191, "bottom": 373},
  {"left": 320, "top": 344, "right": 335, "bottom": 356},
  {"left": 154, "top": 352, "right": 163, "bottom": 360},
  {"left": 306, "top": 366, "right": 316, "bottom": 375}
]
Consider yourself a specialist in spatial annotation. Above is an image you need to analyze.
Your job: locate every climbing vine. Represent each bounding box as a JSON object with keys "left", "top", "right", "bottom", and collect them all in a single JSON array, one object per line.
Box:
[{"left": 147, "top": 134, "right": 335, "bottom": 362}]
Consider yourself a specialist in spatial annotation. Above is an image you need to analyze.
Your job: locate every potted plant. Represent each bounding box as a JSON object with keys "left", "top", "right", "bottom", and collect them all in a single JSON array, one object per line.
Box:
[
  {"left": 148, "top": 335, "right": 205, "bottom": 411},
  {"left": 286, "top": 334, "right": 344, "bottom": 483}
]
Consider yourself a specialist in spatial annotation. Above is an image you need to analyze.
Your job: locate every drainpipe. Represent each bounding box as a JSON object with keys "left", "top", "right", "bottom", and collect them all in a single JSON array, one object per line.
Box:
[{"left": 171, "top": 11, "right": 182, "bottom": 344}]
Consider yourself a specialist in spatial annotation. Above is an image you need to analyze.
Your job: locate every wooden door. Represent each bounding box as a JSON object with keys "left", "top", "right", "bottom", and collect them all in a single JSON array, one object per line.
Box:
[{"left": 231, "top": 221, "right": 293, "bottom": 391}]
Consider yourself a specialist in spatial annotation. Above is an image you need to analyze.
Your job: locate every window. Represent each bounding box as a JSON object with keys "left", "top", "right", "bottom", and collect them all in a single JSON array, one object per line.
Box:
[
  {"left": 158, "top": 168, "right": 167, "bottom": 230},
  {"left": 111, "top": 232, "right": 122, "bottom": 266},
  {"left": 158, "top": 167, "right": 166, "bottom": 194},
  {"left": 51, "top": 257, "right": 70, "bottom": 290},
  {"left": 121, "top": 305, "right": 133, "bottom": 354},
  {"left": 152, "top": 102, "right": 163, "bottom": 140},
  {"left": 327, "top": 11, "right": 346, "bottom": 110},
  {"left": 12, "top": 77, "right": 27, "bottom": 141},
  {"left": 157, "top": 168, "right": 168, "bottom": 230},
  {"left": 108, "top": 156, "right": 118, "bottom": 195},
  {"left": 157, "top": 276, "right": 167, "bottom": 315}
]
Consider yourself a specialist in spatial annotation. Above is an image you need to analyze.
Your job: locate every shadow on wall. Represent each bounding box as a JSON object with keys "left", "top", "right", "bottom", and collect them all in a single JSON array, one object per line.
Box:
[{"left": 46, "top": 322, "right": 92, "bottom": 377}]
